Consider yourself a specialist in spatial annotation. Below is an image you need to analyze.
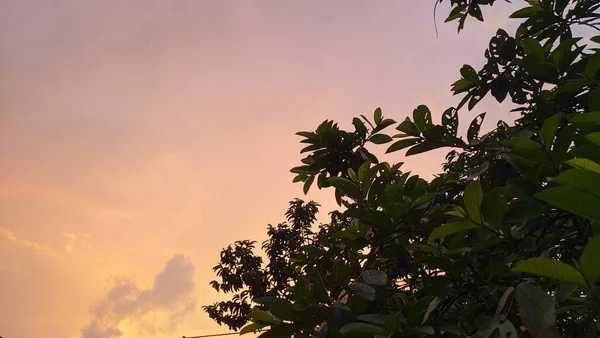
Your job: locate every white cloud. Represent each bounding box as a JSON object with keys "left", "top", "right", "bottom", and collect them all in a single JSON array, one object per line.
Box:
[{"left": 81, "top": 254, "right": 196, "bottom": 338}]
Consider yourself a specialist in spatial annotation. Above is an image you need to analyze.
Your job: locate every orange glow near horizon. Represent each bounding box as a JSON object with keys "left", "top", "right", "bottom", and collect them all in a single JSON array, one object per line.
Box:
[{"left": 0, "top": 1, "right": 520, "bottom": 337}]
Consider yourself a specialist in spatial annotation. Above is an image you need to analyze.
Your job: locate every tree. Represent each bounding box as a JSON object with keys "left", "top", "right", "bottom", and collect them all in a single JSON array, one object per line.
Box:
[{"left": 204, "top": 0, "right": 600, "bottom": 336}]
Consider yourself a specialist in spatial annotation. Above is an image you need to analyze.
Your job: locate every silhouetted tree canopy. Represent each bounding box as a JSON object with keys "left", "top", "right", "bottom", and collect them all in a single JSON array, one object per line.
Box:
[{"left": 204, "top": 0, "right": 600, "bottom": 336}]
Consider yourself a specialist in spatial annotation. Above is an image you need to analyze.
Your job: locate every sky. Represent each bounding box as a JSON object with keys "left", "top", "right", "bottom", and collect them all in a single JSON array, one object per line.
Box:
[{"left": 0, "top": 1, "right": 521, "bottom": 337}]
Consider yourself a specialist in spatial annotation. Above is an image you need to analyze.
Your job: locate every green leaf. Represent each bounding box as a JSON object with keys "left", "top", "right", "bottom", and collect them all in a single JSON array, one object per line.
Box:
[
  {"left": 585, "top": 132, "right": 600, "bottom": 146},
  {"left": 555, "top": 282, "right": 579, "bottom": 304},
  {"left": 464, "top": 180, "right": 483, "bottom": 223},
  {"left": 259, "top": 298, "right": 294, "bottom": 321},
  {"left": 498, "top": 320, "right": 518, "bottom": 338},
  {"left": 312, "top": 272, "right": 329, "bottom": 303},
  {"left": 523, "top": 58, "right": 559, "bottom": 80},
  {"left": 511, "top": 258, "right": 588, "bottom": 287},
  {"left": 374, "top": 107, "right": 383, "bottom": 125},
  {"left": 553, "top": 169, "right": 600, "bottom": 198},
  {"left": 509, "top": 5, "right": 544, "bottom": 18},
  {"left": 290, "top": 166, "right": 318, "bottom": 174},
  {"left": 422, "top": 125, "right": 445, "bottom": 142},
  {"left": 422, "top": 297, "right": 440, "bottom": 324},
  {"left": 351, "top": 282, "right": 376, "bottom": 301},
  {"left": 396, "top": 117, "right": 420, "bottom": 136},
  {"left": 589, "top": 88, "right": 600, "bottom": 111},
  {"left": 504, "top": 137, "right": 550, "bottom": 166},
  {"left": 535, "top": 186, "right": 600, "bottom": 221},
  {"left": 357, "top": 314, "right": 387, "bottom": 326},
  {"left": 408, "top": 296, "right": 434, "bottom": 327},
  {"left": 467, "top": 113, "right": 486, "bottom": 143},
  {"left": 460, "top": 64, "right": 479, "bottom": 82},
  {"left": 415, "top": 325, "right": 435, "bottom": 335},
  {"left": 370, "top": 134, "right": 393, "bottom": 145},
  {"left": 445, "top": 4, "right": 466, "bottom": 22},
  {"left": 540, "top": 112, "right": 563, "bottom": 150},
  {"left": 586, "top": 52, "right": 600, "bottom": 78},
  {"left": 452, "top": 79, "right": 476, "bottom": 93},
  {"left": 429, "top": 221, "right": 478, "bottom": 241},
  {"left": 386, "top": 138, "right": 420, "bottom": 153},
  {"left": 372, "top": 118, "right": 396, "bottom": 134},
  {"left": 362, "top": 270, "right": 387, "bottom": 286},
  {"left": 580, "top": 236, "right": 600, "bottom": 286},
  {"left": 328, "top": 177, "right": 363, "bottom": 200},
  {"left": 353, "top": 117, "right": 368, "bottom": 136},
  {"left": 413, "top": 105, "right": 433, "bottom": 132},
  {"left": 482, "top": 189, "right": 508, "bottom": 229},
  {"left": 442, "top": 107, "right": 459, "bottom": 137},
  {"left": 296, "top": 131, "right": 315, "bottom": 138},
  {"left": 340, "top": 322, "right": 387, "bottom": 335},
  {"left": 358, "top": 161, "right": 371, "bottom": 181},
  {"left": 504, "top": 203, "right": 544, "bottom": 223},
  {"left": 405, "top": 142, "right": 445, "bottom": 156},
  {"left": 521, "top": 38, "right": 545, "bottom": 60},
  {"left": 570, "top": 111, "right": 600, "bottom": 126},
  {"left": 472, "top": 315, "right": 504, "bottom": 338},
  {"left": 560, "top": 78, "right": 591, "bottom": 93},
  {"left": 566, "top": 158, "right": 600, "bottom": 174},
  {"left": 592, "top": 35, "right": 600, "bottom": 43},
  {"left": 248, "top": 310, "right": 278, "bottom": 324},
  {"left": 240, "top": 323, "right": 266, "bottom": 335},
  {"left": 554, "top": 0, "right": 570, "bottom": 14},
  {"left": 515, "top": 282, "right": 556, "bottom": 329},
  {"left": 491, "top": 76, "right": 509, "bottom": 103},
  {"left": 303, "top": 175, "right": 314, "bottom": 195}
]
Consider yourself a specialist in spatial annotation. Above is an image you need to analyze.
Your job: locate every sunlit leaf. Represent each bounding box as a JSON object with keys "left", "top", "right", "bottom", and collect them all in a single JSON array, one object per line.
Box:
[{"left": 511, "top": 258, "right": 587, "bottom": 287}]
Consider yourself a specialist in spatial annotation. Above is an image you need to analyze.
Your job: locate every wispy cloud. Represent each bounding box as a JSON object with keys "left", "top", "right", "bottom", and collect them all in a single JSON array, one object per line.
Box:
[
  {"left": 81, "top": 254, "right": 196, "bottom": 338},
  {"left": 0, "top": 226, "right": 60, "bottom": 257},
  {"left": 62, "top": 232, "right": 91, "bottom": 253},
  {"left": 0, "top": 227, "right": 17, "bottom": 241}
]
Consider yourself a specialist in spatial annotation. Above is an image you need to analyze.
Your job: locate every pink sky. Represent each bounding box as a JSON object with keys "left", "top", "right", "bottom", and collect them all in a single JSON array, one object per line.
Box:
[{"left": 0, "top": 1, "right": 519, "bottom": 337}]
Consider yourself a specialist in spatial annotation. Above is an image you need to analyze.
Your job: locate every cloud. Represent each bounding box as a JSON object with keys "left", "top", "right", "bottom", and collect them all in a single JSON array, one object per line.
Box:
[
  {"left": 0, "top": 226, "right": 60, "bottom": 257},
  {"left": 62, "top": 232, "right": 91, "bottom": 253},
  {"left": 81, "top": 254, "right": 196, "bottom": 338},
  {"left": 0, "top": 227, "right": 17, "bottom": 241}
]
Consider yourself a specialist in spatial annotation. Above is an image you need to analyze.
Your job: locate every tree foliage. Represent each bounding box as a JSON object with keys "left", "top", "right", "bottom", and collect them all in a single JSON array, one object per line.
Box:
[{"left": 204, "top": 0, "right": 600, "bottom": 336}]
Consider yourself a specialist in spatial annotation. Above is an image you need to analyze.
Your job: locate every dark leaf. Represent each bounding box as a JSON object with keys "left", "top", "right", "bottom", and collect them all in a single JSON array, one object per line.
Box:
[
  {"left": 396, "top": 117, "right": 420, "bottom": 136},
  {"left": 580, "top": 236, "right": 600, "bottom": 286},
  {"left": 467, "top": 113, "right": 486, "bottom": 143},
  {"left": 370, "top": 134, "right": 393, "bottom": 145},
  {"left": 515, "top": 282, "right": 556, "bottom": 329},
  {"left": 491, "top": 75, "right": 509, "bottom": 103},
  {"left": 374, "top": 107, "right": 383, "bottom": 125},
  {"left": 362, "top": 270, "right": 388, "bottom": 286},
  {"left": 509, "top": 6, "right": 544, "bottom": 18},
  {"left": 386, "top": 138, "right": 420, "bottom": 154},
  {"left": 464, "top": 180, "right": 483, "bottom": 224},
  {"left": 406, "top": 142, "right": 445, "bottom": 156},
  {"left": 540, "top": 112, "right": 563, "bottom": 151},
  {"left": 351, "top": 283, "right": 376, "bottom": 302},
  {"left": 589, "top": 88, "right": 600, "bottom": 111},
  {"left": 429, "top": 221, "right": 478, "bottom": 241},
  {"left": 340, "top": 322, "right": 387, "bottom": 335},
  {"left": 413, "top": 105, "right": 433, "bottom": 132},
  {"left": 303, "top": 175, "right": 315, "bottom": 195}
]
